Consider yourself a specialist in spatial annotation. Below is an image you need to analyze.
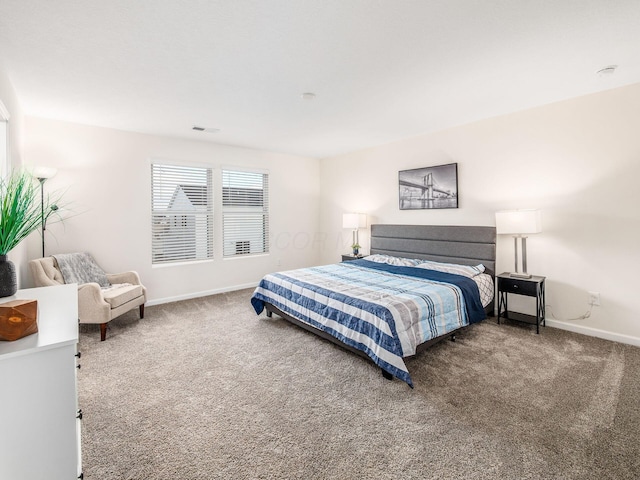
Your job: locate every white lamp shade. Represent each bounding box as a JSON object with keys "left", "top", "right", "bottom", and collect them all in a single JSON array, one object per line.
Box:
[
  {"left": 31, "top": 166, "right": 58, "bottom": 180},
  {"left": 495, "top": 209, "right": 541, "bottom": 235},
  {"left": 342, "top": 213, "right": 367, "bottom": 229}
]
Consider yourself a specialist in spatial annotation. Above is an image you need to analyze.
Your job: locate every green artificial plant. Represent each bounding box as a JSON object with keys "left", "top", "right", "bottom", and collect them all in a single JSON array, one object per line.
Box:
[{"left": 0, "top": 170, "right": 62, "bottom": 255}]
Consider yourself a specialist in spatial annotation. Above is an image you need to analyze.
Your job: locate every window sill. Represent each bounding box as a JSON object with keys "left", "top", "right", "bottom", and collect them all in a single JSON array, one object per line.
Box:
[
  {"left": 223, "top": 253, "right": 270, "bottom": 261},
  {"left": 152, "top": 259, "right": 214, "bottom": 268}
]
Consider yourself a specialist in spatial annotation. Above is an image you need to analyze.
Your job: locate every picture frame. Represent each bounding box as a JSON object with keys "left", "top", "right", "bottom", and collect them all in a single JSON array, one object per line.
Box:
[{"left": 399, "top": 163, "right": 458, "bottom": 210}]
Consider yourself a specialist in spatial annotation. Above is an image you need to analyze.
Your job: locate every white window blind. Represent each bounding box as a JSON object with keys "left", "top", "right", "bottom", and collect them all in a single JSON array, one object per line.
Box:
[
  {"left": 151, "top": 163, "right": 213, "bottom": 264},
  {"left": 222, "top": 169, "right": 269, "bottom": 257}
]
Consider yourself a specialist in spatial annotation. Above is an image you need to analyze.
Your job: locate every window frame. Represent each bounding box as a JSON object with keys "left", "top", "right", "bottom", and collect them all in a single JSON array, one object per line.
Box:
[{"left": 0, "top": 99, "right": 10, "bottom": 179}]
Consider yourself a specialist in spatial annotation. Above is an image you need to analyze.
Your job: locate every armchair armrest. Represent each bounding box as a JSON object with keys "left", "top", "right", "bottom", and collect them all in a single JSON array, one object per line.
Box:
[
  {"left": 106, "top": 271, "right": 142, "bottom": 285},
  {"left": 106, "top": 270, "right": 147, "bottom": 301},
  {"left": 77, "top": 282, "right": 110, "bottom": 324}
]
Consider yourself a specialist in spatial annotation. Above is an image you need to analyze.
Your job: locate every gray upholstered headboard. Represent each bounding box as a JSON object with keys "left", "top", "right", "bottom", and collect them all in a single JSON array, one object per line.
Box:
[{"left": 370, "top": 224, "right": 496, "bottom": 277}]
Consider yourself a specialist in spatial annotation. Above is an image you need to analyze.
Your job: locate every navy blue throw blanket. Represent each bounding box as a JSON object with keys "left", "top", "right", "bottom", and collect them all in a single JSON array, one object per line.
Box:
[{"left": 351, "top": 259, "right": 487, "bottom": 324}]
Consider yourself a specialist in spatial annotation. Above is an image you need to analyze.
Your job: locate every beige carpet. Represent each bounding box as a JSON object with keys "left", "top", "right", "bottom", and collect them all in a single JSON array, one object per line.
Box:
[{"left": 78, "top": 289, "right": 640, "bottom": 479}]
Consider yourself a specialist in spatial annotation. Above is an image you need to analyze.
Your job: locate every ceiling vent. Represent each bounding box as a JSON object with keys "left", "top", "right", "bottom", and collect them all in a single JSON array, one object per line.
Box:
[
  {"left": 596, "top": 65, "right": 617, "bottom": 76},
  {"left": 192, "top": 125, "right": 220, "bottom": 133}
]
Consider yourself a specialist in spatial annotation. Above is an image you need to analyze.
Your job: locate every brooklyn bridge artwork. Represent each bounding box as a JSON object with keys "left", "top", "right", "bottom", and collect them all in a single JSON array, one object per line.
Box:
[{"left": 399, "top": 163, "right": 458, "bottom": 210}]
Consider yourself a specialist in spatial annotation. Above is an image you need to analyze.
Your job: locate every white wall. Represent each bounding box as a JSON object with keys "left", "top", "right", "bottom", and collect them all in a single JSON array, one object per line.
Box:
[
  {"left": 320, "top": 83, "right": 640, "bottom": 344},
  {"left": 23, "top": 117, "right": 321, "bottom": 303}
]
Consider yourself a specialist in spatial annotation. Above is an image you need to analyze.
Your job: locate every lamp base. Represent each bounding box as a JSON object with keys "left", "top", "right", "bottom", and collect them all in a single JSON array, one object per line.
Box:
[{"left": 509, "top": 272, "right": 532, "bottom": 279}]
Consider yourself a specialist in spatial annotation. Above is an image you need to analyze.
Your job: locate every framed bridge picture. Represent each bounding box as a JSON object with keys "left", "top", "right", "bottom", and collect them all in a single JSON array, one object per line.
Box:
[{"left": 399, "top": 163, "right": 458, "bottom": 210}]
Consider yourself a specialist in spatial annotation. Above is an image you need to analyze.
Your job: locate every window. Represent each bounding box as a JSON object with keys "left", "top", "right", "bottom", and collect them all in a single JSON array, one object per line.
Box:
[
  {"left": 0, "top": 99, "right": 9, "bottom": 179},
  {"left": 0, "top": 120, "right": 6, "bottom": 178},
  {"left": 151, "top": 163, "right": 213, "bottom": 264},
  {"left": 222, "top": 169, "right": 269, "bottom": 257}
]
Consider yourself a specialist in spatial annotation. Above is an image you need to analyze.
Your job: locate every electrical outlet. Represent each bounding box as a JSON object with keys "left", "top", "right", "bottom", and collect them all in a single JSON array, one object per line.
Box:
[{"left": 588, "top": 291, "right": 600, "bottom": 306}]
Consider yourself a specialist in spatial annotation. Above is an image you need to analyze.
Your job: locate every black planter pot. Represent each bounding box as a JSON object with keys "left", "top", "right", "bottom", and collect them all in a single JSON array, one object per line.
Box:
[{"left": 0, "top": 255, "right": 17, "bottom": 298}]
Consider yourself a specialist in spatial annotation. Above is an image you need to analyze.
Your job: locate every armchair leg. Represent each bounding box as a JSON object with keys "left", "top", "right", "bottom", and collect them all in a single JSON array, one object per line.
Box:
[
  {"left": 139, "top": 304, "right": 145, "bottom": 319},
  {"left": 100, "top": 323, "right": 107, "bottom": 342}
]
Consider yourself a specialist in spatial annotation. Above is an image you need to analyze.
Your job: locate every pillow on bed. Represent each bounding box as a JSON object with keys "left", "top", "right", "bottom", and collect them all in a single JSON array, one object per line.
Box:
[
  {"left": 365, "top": 254, "right": 422, "bottom": 267},
  {"left": 414, "top": 260, "right": 485, "bottom": 278}
]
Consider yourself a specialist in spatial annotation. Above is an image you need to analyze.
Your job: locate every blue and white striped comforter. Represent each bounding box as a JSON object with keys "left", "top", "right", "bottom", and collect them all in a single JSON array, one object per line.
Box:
[{"left": 251, "top": 260, "right": 486, "bottom": 387}]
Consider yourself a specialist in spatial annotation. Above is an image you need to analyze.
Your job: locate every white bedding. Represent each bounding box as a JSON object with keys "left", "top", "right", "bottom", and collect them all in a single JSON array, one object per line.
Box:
[{"left": 366, "top": 254, "right": 494, "bottom": 307}]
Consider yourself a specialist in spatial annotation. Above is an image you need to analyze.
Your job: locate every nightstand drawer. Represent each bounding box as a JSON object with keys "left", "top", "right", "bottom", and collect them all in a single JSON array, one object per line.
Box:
[{"left": 498, "top": 278, "right": 538, "bottom": 296}]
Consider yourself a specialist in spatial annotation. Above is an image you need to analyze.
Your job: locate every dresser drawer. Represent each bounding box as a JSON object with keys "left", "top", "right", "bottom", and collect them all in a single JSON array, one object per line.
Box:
[{"left": 498, "top": 277, "right": 538, "bottom": 296}]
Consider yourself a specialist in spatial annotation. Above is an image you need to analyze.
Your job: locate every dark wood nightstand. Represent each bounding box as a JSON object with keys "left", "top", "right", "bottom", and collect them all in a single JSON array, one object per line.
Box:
[
  {"left": 341, "top": 254, "right": 366, "bottom": 262},
  {"left": 497, "top": 273, "right": 546, "bottom": 334}
]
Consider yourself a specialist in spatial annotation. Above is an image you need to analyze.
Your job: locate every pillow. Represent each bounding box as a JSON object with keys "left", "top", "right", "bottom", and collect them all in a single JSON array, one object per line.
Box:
[
  {"left": 365, "top": 254, "right": 422, "bottom": 267},
  {"left": 414, "top": 260, "right": 485, "bottom": 278}
]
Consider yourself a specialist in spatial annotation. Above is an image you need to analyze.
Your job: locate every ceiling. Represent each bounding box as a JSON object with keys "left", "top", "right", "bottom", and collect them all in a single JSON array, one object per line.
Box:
[{"left": 1, "top": 1, "right": 639, "bottom": 159}]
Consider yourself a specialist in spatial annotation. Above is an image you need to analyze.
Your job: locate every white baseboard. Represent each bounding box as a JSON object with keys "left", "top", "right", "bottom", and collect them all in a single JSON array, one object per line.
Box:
[
  {"left": 546, "top": 318, "right": 640, "bottom": 347},
  {"left": 146, "top": 282, "right": 258, "bottom": 307}
]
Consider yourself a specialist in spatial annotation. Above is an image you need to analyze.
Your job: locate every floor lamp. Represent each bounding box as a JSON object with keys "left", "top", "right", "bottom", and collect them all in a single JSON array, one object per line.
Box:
[
  {"left": 495, "top": 209, "right": 541, "bottom": 278},
  {"left": 32, "top": 166, "right": 58, "bottom": 258}
]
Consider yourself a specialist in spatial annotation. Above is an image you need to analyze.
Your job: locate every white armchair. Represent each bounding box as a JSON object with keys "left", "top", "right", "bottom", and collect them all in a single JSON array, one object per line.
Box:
[{"left": 29, "top": 256, "right": 147, "bottom": 341}]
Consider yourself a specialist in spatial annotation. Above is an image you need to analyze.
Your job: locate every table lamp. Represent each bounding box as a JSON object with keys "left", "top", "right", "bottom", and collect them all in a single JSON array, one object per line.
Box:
[
  {"left": 342, "top": 213, "right": 367, "bottom": 256},
  {"left": 495, "top": 209, "right": 541, "bottom": 278}
]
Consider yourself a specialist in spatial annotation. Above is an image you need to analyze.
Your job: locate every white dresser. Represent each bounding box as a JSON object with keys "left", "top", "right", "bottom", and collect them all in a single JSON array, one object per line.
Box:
[{"left": 0, "top": 284, "right": 82, "bottom": 480}]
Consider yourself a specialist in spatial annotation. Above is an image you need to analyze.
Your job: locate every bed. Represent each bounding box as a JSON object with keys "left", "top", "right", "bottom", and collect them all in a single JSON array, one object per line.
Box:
[{"left": 251, "top": 224, "right": 496, "bottom": 387}]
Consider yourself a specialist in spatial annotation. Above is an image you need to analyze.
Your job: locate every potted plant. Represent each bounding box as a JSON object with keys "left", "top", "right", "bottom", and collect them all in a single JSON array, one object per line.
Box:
[
  {"left": 0, "top": 170, "right": 61, "bottom": 297},
  {"left": 351, "top": 242, "right": 361, "bottom": 256}
]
